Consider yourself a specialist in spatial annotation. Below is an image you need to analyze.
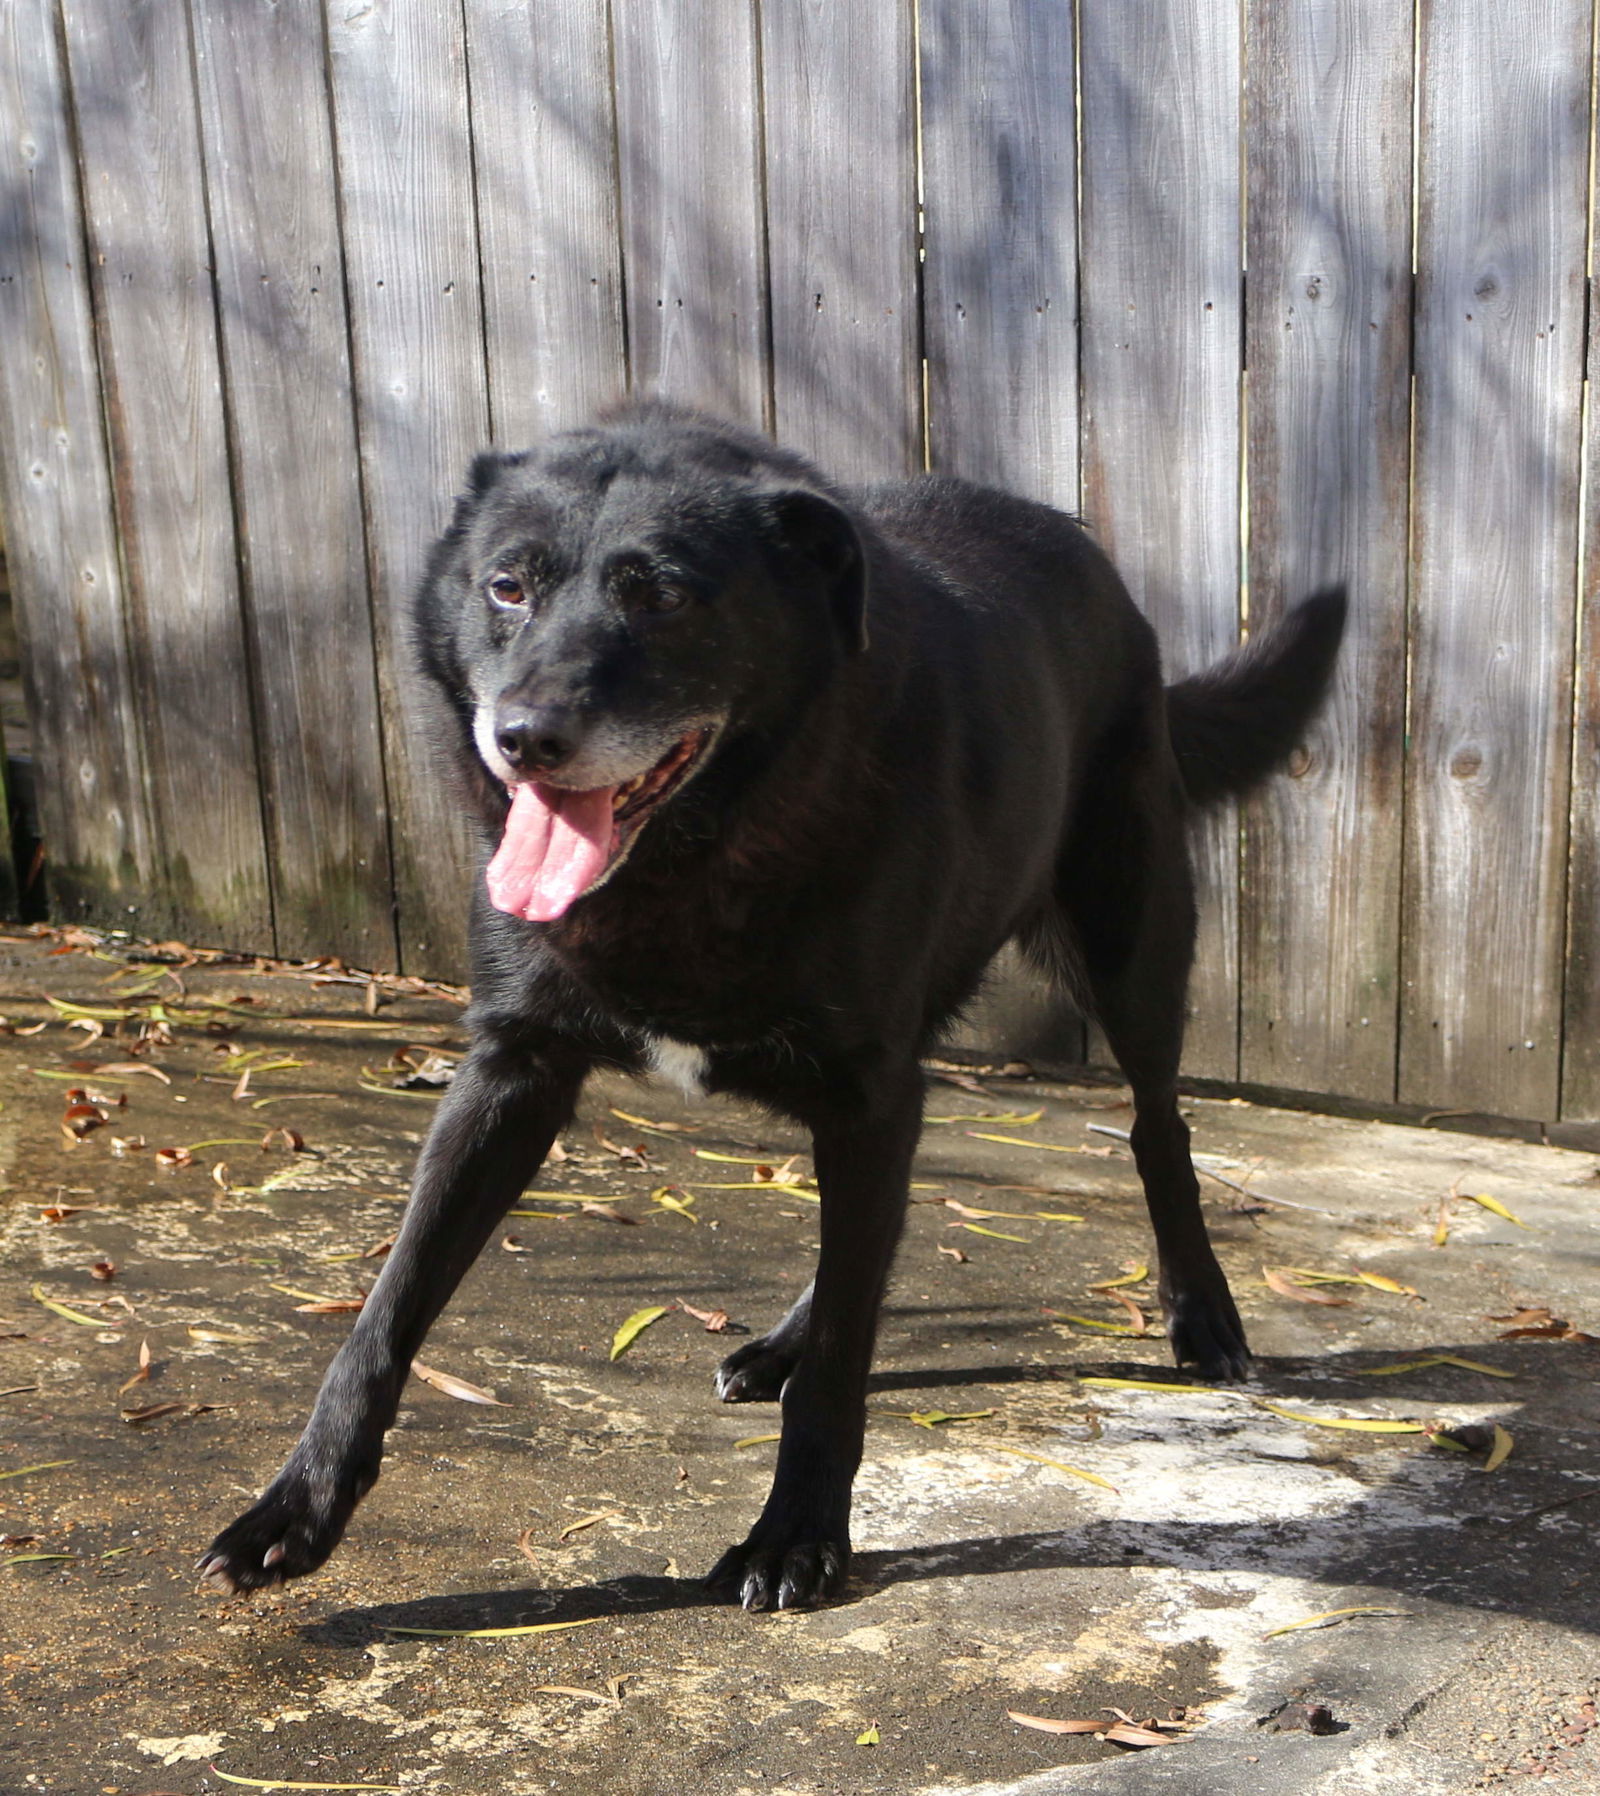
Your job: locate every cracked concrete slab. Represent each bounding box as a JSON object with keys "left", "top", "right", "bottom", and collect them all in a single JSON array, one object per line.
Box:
[{"left": 1, "top": 928, "right": 1597, "bottom": 1794}]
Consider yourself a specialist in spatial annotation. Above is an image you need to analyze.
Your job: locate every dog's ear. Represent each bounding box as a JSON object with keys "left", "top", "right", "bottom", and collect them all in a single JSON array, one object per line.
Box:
[
  {"left": 467, "top": 450, "right": 508, "bottom": 497},
  {"left": 769, "top": 489, "right": 869, "bottom": 653}
]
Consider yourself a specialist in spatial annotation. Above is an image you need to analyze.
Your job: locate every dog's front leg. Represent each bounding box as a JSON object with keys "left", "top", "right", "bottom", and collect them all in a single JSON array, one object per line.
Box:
[
  {"left": 707, "top": 1068, "right": 922, "bottom": 1611},
  {"left": 198, "top": 1039, "right": 588, "bottom": 1593}
]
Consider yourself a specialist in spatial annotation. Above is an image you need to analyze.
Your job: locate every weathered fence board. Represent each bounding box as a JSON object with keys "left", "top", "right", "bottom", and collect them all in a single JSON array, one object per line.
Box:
[
  {"left": 190, "top": 0, "right": 394, "bottom": 968},
  {"left": 326, "top": 0, "right": 486, "bottom": 976},
  {"left": 4, "top": 0, "right": 1600, "bottom": 1121},
  {"left": 1565, "top": 171, "right": 1600, "bottom": 1119},
  {"left": 0, "top": 0, "right": 154, "bottom": 926},
  {"left": 466, "top": 0, "right": 626, "bottom": 446},
  {"left": 762, "top": 0, "right": 920, "bottom": 479},
  {"left": 1401, "top": 0, "right": 1589, "bottom": 1119},
  {"left": 1078, "top": 0, "right": 1244, "bottom": 1080},
  {"left": 1240, "top": 0, "right": 1414, "bottom": 1102},
  {"left": 60, "top": 0, "right": 273, "bottom": 948},
  {"left": 920, "top": 0, "right": 1084, "bottom": 1065},
  {"left": 614, "top": 0, "right": 767, "bottom": 426}
]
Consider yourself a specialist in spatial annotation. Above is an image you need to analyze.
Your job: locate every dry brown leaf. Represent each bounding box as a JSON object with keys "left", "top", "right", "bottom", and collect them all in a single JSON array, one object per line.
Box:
[
  {"left": 362, "top": 1235, "right": 395, "bottom": 1259},
  {"left": 155, "top": 1147, "right": 194, "bottom": 1172},
  {"left": 558, "top": 1508, "right": 623, "bottom": 1541},
  {"left": 295, "top": 1296, "right": 366, "bottom": 1314},
  {"left": 678, "top": 1300, "right": 730, "bottom": 1332},
  {"left": 1107, "top": 1290, "right": 1148, "bottom": 1333},
  {"left": 89, "top": 1259, "right": 116, "bottom": 1282},
  {"left": 120, "top": 1400, "right": 185, "bottom": 1425},
  {"left": 937, "top": 1243, "right": 969, "bottom": 1262},
  {"left": 411, "top": 1360, "right": 507, "bottom": 1406},
  {"left": 109, "top": 1135, "right": 146, "bottom": 1155},
  {"left": 1263, "top": 1265, "right": 1353, "bottom": 1307},
  {"left": 118, "top": 1338, "right": 152, "bottom": 1396},
  {"left": 1101, "top": 1722, "right": 1172, "bottom": 1748},
  {"left": 38, "top": 1205, "right": 88, "bottom": 1224},
  {"left": 1007, "top": 1712, "right": 1105, "bottom": 1736},
  {"left": 580, "top": 1201, "right": 638, "bottom": 1225}
]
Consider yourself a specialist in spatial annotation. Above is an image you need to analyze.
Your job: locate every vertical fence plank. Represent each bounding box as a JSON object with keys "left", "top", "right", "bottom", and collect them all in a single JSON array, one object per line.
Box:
[
  {"left": 1401, "top": 0, "right": 1588, "bottom": 1117},
  {"left": 59, "top": 0, "right": 274, "bottom": 947},
  {"left": 1078, "top": 0, "right": 1244, "bottom": 1079},
  {"left": 1566, "top": 175, "right": 1600, "bottom": 1118},
  {"left": 1240, "top": 0, "right": 1413, "bottom": 1101},
  {"left": 613, "top": 0, "right": 766, "bottom": 426},
  {"left": 920, "top": 0, "right": 1084, "bottom": 1065},
  {"left": 327, "top": 0, "right": 489, "bottom": 979},
  {"left": 466, "top": 0, "right": 625, "bottom": 447},
  {"left": 190, "top": 0, "right": 394, "bottom": 968},
  {"left": 762, "top": 0, "right": 919, "bottom": 480},
  {"left": 0, "top": 0, "right": 155, "bottom": 927}
]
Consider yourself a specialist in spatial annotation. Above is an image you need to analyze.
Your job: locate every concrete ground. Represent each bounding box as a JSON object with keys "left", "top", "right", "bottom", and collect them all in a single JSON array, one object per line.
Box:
[{"left": 1, "top": 926, "right": 1598, "bottom": 1796}]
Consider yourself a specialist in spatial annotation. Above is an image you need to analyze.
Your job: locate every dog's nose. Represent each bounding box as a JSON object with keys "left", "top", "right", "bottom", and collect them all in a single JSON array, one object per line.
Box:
[{"left": 494, "top": 704, "right": 583, "bottom": 774}]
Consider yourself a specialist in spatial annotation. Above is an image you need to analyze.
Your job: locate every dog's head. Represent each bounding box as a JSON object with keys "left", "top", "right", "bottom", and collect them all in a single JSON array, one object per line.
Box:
[{"left": 413, "top": 406, "right": 868, "bottom": 922}]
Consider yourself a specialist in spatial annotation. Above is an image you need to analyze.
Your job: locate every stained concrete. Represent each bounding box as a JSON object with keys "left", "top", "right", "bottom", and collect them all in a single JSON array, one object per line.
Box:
[{"left": 1, "top": 928, "right": 1597, "bottom": 1795}]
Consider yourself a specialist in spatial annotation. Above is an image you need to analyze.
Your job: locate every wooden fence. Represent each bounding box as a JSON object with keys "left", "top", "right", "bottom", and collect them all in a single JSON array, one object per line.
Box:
[{"left": 1, "top": 0, "right": 1597, "bottom": 1123}]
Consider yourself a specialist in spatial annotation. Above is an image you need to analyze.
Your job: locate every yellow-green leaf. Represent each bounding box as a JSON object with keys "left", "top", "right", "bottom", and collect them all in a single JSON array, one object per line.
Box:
[
  {"left": 30, "top": 1284, "right": 107, "bottom": 1327},
  {"left": 966, "top": 1132, "right": 1085, "bottom": 1153},
  {"left": 1433, "top": 1353, "right": 1515, "bottom": 1379},
  {"left": 1055, "top": 1314, "right": 1138, "bottom": 1334},
  {"left": 1361, "top": 1357, "right": 1448, "bottom": 1376},
  {"left": 383, "top": 1617, "right": 602, "bottom": 1640},
  {"left": 983, "top": 1445, "right": 1118, "bottom": 1492},
  {"left": 734, "top": 1432, "right": 782, "bottom": 1449},
  {"left": 610, "top": 1304, "right": 673, "bottom": 1360},
  {"left": 885, "top": 1408, "right": 996, "bottom": 1429},
  {"left": 925, "top": 1109, "right": 1044, "bottom": 1126},
  {"left": 856, "top": 1725, "right": 880, "bottom": 1746},
  {"left": 1263, "top": 1605, "right": 1411, "bottom": 1639},
  {"left": 1259, "top": 1402, "right": 1424, "bottom": 1434},
  {"left": 959, "top": 1223, "right": 1030, "bottom": 1243},
  {"left": 5, "top": 1553, "right": 80, "bottom": 1567},
  {"left": 1462, "top": 1192, "right": 1529, "bottom": 1229},
  {"left": 0, "top": 1460, "right": 72, "bottom": 1481},
  {"left": 1484, "top": 1424, "right": 1514, "bottom": 1472},
  {"left": 1077, "top": 1375, "right": 1222, "bottom": 1394},
  {"left": 1089, "top": 1263, "right": 1150, "bottom": 1291}
]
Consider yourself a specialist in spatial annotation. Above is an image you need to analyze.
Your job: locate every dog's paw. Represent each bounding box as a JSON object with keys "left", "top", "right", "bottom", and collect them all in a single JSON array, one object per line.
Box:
[
  {"left": 197, "top": 1467, "right": 364, "bottom": 1594},
  {"left": 705, "top": 1532, "right": 848, "bottom": 1611},
  {"left": 1164, "top": 1280, "right": 1251, "bottom": 1383},
  {"left": 714, "top": 1335, "right": 800, "bottom": 1403}
]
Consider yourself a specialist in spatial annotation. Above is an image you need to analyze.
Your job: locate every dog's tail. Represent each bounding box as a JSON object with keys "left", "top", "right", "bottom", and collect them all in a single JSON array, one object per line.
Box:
[{"left": 1164, "top": 587, "right": 1348, "bottom": 808}]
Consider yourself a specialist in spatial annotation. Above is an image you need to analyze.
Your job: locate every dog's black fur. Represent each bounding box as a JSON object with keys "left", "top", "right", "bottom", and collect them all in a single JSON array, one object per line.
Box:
[{"left": 201, "top": 404, "right": 1346, "bottom": 1611}]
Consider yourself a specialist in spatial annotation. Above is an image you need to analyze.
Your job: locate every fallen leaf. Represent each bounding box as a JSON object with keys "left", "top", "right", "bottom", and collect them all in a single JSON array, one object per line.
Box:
[
  {"left": 1461, "top": 1192, "right": 1529, "bottom": 1229},
  {"left": 678, "top": 1300, "right": 730, "bottom": 1332},
  {"left": 95, "top": 1060, "right": 171, "bottom": 1083},
  {"left": 1353, "top": 1270, "right": 1420, "bottom": 1296},
  {"left": 1258, "top": 1403, "right": 1424, "bottom": 1434},
  {"left": 856, "top": 1725, "right": 880, "bottom": 1746},
  {"left": 1053, "top": 1313, "right": 1139, "bottom": 1334},
  {"left": 382, "top": 1618, "right": 602, "bottom": 1639},
  {"left": 1263, "top": 1265, "right": 1353, "bottom": 1307},
  {"left": 209, "top": 1769, "right": 403, "bottom": 1793},
  {"left": 937, "top": 1243, "right": 969, "bottom": 1262},
  {"left": 1101, "top": 1722, "right": 1174, "bottom": 1748},
  {"left": 411, "top": 1361, "right": 507, "bottom": 1406},
  {"left": 5, "top": 1552, "right": 81, "bottom": 1567},
  {"left": 610, "top": 1107, "right": 698, "bottom": 1133},
  {"left": 38, "top": 1204, "right": 88, "bottom": 1224},
  {"left": 118, "top": 1338, "right": 152, "bottom": 1396},
  {"left": 966, "top": 1132, "right": 1094, "bottom": 1154},
  {"left": 1106, "top": 1291, "right": 1148, "bottom": 1333},
  {"left": 882, "top": 1408, "right": 996, "bottom": 1429},
  {"left": 1484, "top": 1424, "right": 1515, "bottom": 1472},
  {"left": 649, "top": 1187, "right": 698, "bottom": 1223},
  {"left": 1089, "top": 1262, "right": 1150, "bottom": 1292},
  {"left": 579, "top": 1201, "right": 638, "bottom": 1225},
  {"left": 1263, "top": 1604, "right": 1412, "bottom": 1639},
  {"left": 30, "top": 1284, "right": 108, "bottom": 1328},
  {"left": 558, "top": 1509, "right": 623, "bottom": 1541},
  {"left": 734, "top": 1433, "right": 781, "bottom": 1448},
  {"left": 983, "top": 1445, "right": 1118, "bottom": 1492},
  {"left": 535, "top": 1684, "right": 615, "bottom": 1702},
  {"left": 610, "top": 1304, "right": 675, "bottom": 1360},
  {"left": 109, "top": 1135, "right": 147, "bottom": 1155},
  {"left": 120, "top": 1401, "right": 186, "bottom": 1425},
  {"left": 925, "top": 1109, "right": 1044, "bottom": 1126},
  {"left": 154, "top": 1147, "right": 194, "bottom": 1171},
  {"left": 1077, "top": 1375, "right": 1222, "bottom": 1394},
  {"left": 89, "top": 1258, "right": 117, "bottom": 1282},
  {"left": 958, "top": 1222, "right": 1030, "bottom": 1242},
  {"left": 1008, "top": 1712, "right": 1106, "bottom": 1736},
  {"left": 0, "top": 1461, "right": 72, "bottom": 1482}
]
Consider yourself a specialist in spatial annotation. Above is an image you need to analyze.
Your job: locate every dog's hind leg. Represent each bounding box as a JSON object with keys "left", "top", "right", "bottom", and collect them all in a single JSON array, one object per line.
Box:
[
  {"left": 715, "top": 1283, "right": 812, "bottom": 1402},
  {"left": 198, "top": 1038, "right": 589, "bottom": 1592},
  {"left": 1056, "top": 749, "right": 1249, "bottom": 1382},
  {"left": 706, "top": 1064, "right": 922, "bottom": 1609}
]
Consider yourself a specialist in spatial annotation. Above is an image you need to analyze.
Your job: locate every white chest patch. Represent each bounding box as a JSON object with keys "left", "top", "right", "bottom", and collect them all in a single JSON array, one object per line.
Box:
[{"left": 643, "top": 1034, "right": 710, "bottom": 1100}]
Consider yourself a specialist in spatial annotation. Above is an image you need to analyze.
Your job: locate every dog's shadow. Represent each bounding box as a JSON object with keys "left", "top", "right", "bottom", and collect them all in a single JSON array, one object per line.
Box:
[{"left": 303, "top": 1342, "right": 1600, "bottom": 1650}]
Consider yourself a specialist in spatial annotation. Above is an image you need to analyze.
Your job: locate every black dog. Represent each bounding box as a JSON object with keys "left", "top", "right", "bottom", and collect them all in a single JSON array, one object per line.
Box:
[{"left": 200, "top": 403, "right": 1345, "bottom": 1611}]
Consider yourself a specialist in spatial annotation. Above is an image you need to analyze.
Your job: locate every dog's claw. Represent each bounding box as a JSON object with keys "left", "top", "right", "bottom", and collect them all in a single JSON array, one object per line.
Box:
[
  {"left": 714, "top": 1336, "right": 800, "bottom": 1404},
  {"left": 706, "top": 1536, "right": 847, "bottom": 1611}
]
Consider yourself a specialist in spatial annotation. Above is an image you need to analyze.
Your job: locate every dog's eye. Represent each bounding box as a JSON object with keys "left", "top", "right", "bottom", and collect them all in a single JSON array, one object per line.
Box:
[
  {"left": 487, "top": 575, "right": 527, "bottom": 609},
  {"left": 634, "top": 582, "right": 688, "bottom": 616}
]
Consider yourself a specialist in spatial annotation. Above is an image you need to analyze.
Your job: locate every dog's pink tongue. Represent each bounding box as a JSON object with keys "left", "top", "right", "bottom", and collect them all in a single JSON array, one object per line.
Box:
[{"left": 486, "top": 782, "right": 618, "bottom": 922}]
